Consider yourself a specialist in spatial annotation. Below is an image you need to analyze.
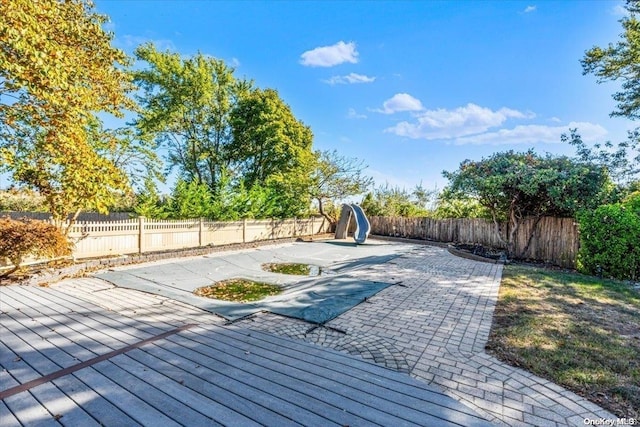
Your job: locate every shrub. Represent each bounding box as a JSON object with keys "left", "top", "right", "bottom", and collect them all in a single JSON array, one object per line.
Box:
[
  {"left": 0, "top": 217, "right": 71, "bottom": 277},
  {"left": 577, "top": 200, "right": 640, "bottom": 280}
]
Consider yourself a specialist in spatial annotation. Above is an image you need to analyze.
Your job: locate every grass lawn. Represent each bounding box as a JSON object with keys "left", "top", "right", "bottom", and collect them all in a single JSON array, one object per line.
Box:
[
  {"left": 486, "top": 265, "right": 640, "bottom": 418},
  {"left": 194, "top": 279, "right": 281, "bottom": 302}
]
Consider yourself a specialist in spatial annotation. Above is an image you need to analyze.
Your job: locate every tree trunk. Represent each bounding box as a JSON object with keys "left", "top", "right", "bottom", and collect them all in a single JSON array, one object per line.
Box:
[
  {"left": 317, "top": 198, "right": 336, "bottom": 230},
  {"left": 491, "top": 210, "right": 508, "bottom": 249},
  {"left": 518, "top": 216, "right": 543, "bottom": 259},
  {"left": 507, "top": 208, "right": 521, "bottom": 258}
]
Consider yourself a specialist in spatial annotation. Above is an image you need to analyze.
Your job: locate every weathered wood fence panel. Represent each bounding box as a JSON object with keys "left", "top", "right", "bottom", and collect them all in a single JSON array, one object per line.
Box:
[
  {"left": 62, "top": 216, "right": 328, "bottom": 260},
  {"left": 513, "top": 217, "right": 579, "bottom": 267},
  {"left": 369, "top": 216, "right": 579, "bottom": 268}
]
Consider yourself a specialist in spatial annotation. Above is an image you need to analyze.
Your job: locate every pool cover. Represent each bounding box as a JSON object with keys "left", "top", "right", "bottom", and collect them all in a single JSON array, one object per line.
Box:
[{"left": 95, "top": 239, "right": 412, "bottom": 323}]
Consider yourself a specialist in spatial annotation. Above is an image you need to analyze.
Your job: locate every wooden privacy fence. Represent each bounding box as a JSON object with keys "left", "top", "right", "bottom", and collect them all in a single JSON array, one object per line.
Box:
[
  {"left": 369, "top": 216, "right": 579, "bottom": 268},
  {"left": 67, "top": 216, "right": 328, "bottom": 259}
]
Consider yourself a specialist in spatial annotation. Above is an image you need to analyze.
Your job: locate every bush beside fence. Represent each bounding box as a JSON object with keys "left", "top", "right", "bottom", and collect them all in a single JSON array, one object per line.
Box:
[{"left": 369, "top": 216, "right": 579, "bottom": 268}]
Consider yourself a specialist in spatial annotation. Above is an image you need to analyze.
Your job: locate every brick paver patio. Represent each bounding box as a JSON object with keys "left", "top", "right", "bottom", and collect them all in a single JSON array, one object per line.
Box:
[{"left": 237, "top": 242, "right": 616, "bottom": 426}]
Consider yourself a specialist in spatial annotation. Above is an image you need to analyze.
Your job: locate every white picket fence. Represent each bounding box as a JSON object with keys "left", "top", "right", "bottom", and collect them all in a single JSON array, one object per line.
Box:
[
  {"left": 1, "top": 217, "right": 329, "bottom": 271},
  {"left": 67, "top": 216, "right": 329, "bottom": 259}
]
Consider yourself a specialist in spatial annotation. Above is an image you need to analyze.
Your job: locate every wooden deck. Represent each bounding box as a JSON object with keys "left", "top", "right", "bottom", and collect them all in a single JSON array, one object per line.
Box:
[{"left": 0, "top": 279, "right": 492, "bottom": 426}]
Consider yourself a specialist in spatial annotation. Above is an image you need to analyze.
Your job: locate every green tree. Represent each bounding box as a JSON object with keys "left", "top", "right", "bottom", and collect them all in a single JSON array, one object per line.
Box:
[
  {"left": 443, "top": 150, "right": 611, "bottom": 257},
  {"left": 576, "top": 0, "right": 640, "bottom": 184},
  {"left": 582, "top": 0, "right": 640, "bottom": 120},
  {"left": 230, "top": 88, "right": 314, "bottom": 187},
  {"left": 309, "top": 150, "right": 373, "bottom": 225},
  {"left": 432, "top": 191, "right": 490, "bottom": 219},
  {"left": 166, "top": 179, "right": 213, "bottom": 219},
  {"left": 133, "top": 43, "right": 250, "bottom": 195},
  {"left": 360, "top": 184, "right": 432, "bottom": 217},
  {"left": 134, "top": 176, "right": 168, "bottom": 219},
  {"left": 229, "top": 88, "right": 315, "bottom": 217},
  {"left": 0, "top": 0, "right": 136, "bottom": 231}
]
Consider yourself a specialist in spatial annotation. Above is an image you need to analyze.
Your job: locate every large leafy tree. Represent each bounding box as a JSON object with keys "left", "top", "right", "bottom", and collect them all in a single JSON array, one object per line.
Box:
[
  {"left": 0, "top": 0, "right": 136, "bottom": 230},
  {"left": 230, "top": 88, "right": 314, "bottom": 187},
  {"left": 443, "top": 150, "right": 612, "bottom": 257},
  {"left": 230, "top": 88, "right": 315, "bottom": 217},
  {"left": 133, "top": 43, "right": 251, "bottom": 195},
  {"left": 309, "top": 150, "right": 373, "bottom": 226}
]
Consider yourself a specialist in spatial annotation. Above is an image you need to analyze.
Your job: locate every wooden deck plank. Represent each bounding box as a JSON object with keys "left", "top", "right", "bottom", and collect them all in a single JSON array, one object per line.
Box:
[
  {"left": 141, "top": 335, "right": 380, "bottom": 427},
  {"left": 89, "top": 357, "right": 217, "bottom": 427},
  {"left": 0, "top": 287, "right": 186, "bottom": 427},
  {"left": 0, "top": 323, "right": 100, "bottom": 427},
  {"left": 54, "top": 280, "right": 223, "bottom": 324},
  {"left": 1, "top": 288, "right": 116, "bottom": 359},
  {"left": 68, "top": 364, "right": 181, "bottom": 427},
  {"left": 0, "top": 315, "right": 71, "bottom": 378},
  {"left": 1, "top": 391, "right": 60, "bottom": 427},
  {"left": 209, "top": 326, "right": 488, "bottom": 425},
  {"left": 126, "top": 346, "right": 296, "bottom": 426},
  {"left": 220, "top": 323, "right": 471, "bottom": 406},
  {"left": 45, "top": 283, "right": 487, "bottom": 425},
  {"left": 108, "top": 351, "right": 245, "bottom": 427},
  {"left": 170, "top": 328, "right": 462, "bottom": 427},
  {"left": 7, "top": 285, "right": 165, "bottom": 346},
  {"left": 50, "top": 374, "right": 143, "bottom": 427},
  {"left": 0, "top": 400, "right": 21, "bottom": 427},
  {"left": 138, "top": 341, "right": 319, "bottom": 426}
]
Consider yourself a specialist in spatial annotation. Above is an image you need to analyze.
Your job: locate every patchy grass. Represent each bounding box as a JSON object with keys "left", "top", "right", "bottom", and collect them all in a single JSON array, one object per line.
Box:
[
  {"left": 487, "top": 265, "right": 640, "bottom": 418},
  {"left": 262, "top": 262, "right": 320, "bottom": 276},
  {"left": 194, "top": 279, "right": 281, "bottom": 302}
]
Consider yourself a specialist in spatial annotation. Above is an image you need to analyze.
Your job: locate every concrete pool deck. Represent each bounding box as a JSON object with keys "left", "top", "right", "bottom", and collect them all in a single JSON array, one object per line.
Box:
[{"left": 0, "top": 238, "right": 615, "bottom": 426}]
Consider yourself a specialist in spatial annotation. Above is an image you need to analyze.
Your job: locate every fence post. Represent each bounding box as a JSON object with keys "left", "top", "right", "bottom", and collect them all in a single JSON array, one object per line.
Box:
[
  {"left": 243, "top": 218, "right": 247, "bottom": 243},
  {"left": 293, "top": 217, "right": 297, "bottom": 237},
  {"left": 311, "top": 216, "right": 315, "bottom": 235},
  {"left": 199, "top": 217, "right": 203, "bottom": 247},
  {"left": 271, "top": 218, "right": 275, "bottom": 240},
  {"left": 138, "top": 216, "right": 145, "bottom": 254}
]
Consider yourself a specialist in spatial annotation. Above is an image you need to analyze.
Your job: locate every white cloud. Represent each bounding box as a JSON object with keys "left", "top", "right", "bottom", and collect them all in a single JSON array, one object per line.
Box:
[
  {"left": 230, "top": 57, "right": 241, "bottom": 68},
  {"left": 347, "top": 108, "right": 367, "bottom": 119},
  {"left": 300, "top": 41, "right": 358, "bottom": 67},
  {"left": 374, "top": 93, "right": 424, "bottom": 114},
  {"left": 324, "top": 73, "right": 376, "bottom": 85},
  {"left": 524, "top": 5, "right": 536, "bottom": 13},
  {"left": 611, "top": 4, "right": 626, "bottom": 15},
  {"left": 453, "top": 122, "right": 607, "bottom": 145},
  {"left": 385, "top": 103, "right": 532, "bottom": 139},
  {"left": 550, "top": 117, "right": 562, "bottom": 123}
]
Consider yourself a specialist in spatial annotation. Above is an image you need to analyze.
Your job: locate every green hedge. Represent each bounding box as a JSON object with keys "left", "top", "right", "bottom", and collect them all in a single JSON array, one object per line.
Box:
[{"left": 577, "top": 194, "right": 640, "bottom": 280}]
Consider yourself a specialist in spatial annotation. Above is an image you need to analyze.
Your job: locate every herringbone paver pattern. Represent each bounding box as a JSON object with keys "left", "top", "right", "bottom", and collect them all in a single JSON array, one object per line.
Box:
[{"left": 240, "top": 243, "right": 616, "bottom": 426}]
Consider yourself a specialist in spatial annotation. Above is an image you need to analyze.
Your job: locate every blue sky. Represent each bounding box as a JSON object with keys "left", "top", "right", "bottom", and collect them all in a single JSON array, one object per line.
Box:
[{"left": 94, "top": 0, "right": 629, "bottom": 194}]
